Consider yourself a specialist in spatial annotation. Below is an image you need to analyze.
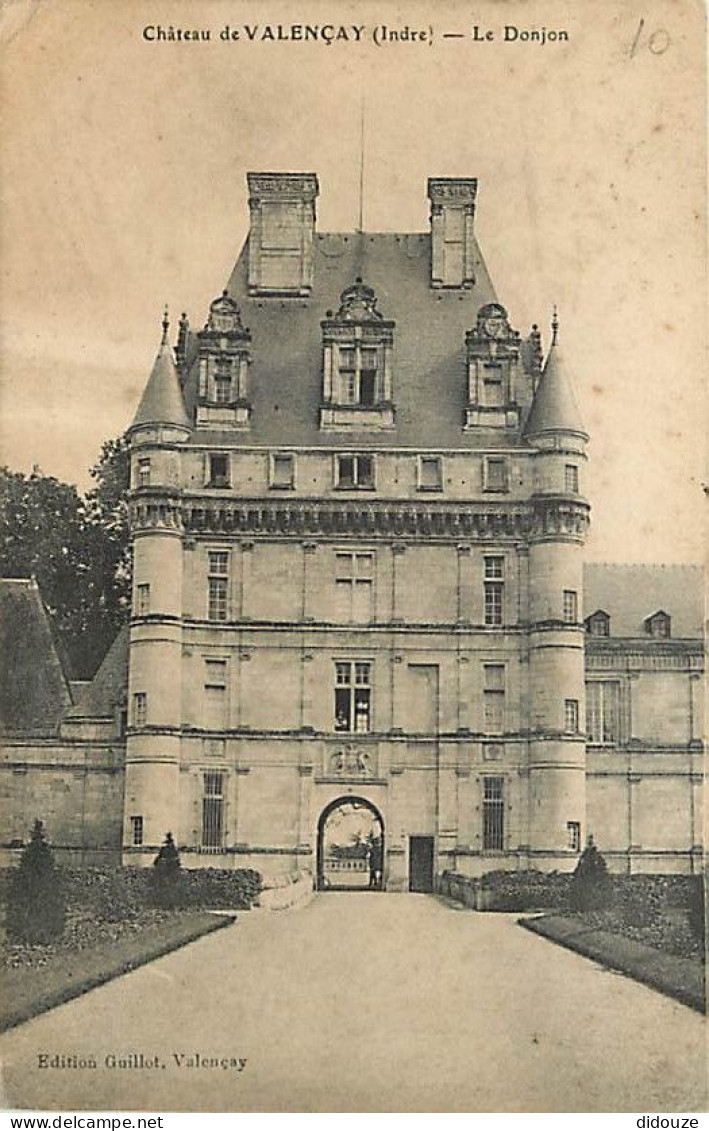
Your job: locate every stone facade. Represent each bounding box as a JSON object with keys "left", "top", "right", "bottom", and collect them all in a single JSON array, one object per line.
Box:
[{"left": 0, "top": 176, "right": 703, "bottom": 884}]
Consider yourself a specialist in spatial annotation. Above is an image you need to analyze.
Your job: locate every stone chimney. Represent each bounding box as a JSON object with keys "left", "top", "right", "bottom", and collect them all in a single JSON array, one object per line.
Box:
[
  {"left": 247, "top": 172, "right": 319, "bottom": 296},
  {"left": 427, "top": 177, "right": 478, "bottom": 288}
]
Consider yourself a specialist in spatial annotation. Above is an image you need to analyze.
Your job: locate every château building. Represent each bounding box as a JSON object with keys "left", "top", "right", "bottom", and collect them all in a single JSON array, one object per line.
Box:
[{"left": 0, "top": 174, "right": 703, "bottom": 886}]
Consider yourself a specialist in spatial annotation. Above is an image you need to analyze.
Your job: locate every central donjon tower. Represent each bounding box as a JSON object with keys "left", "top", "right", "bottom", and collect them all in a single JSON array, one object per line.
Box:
[{"left": 123, "top": 174, "right": 590, "bottom": 886}]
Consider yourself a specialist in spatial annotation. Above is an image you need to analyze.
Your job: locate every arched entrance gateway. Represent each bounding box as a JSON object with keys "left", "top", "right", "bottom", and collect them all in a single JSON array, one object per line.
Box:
[{"left": 316, "top": 797, "right": 385, "bottom": 892}]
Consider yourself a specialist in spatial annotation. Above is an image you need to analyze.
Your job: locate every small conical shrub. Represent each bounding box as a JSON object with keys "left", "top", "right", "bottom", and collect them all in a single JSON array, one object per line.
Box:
[
  {"left": 150, "top": 832, "right": 184, "bottom": 909},
  {"left": 570, "top": 835, "right": 612, "bottom": 912},
  {"left": 6, "top": 820, "right": 66, "bottom": 944}
]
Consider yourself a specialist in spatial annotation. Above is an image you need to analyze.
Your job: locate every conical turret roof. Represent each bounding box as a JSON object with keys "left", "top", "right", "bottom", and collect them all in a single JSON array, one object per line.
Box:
[
  {"left": 130, "top": 321, "right": 191, "bottom": 432},
  {"left": 524, "top": 339, "right": 587, "bottom": 439}
]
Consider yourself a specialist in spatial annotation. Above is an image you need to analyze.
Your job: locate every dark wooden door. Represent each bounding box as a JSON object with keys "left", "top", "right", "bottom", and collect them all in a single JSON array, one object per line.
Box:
[{"left": 409, "top": 835, "right": 435, "bottom": 893}]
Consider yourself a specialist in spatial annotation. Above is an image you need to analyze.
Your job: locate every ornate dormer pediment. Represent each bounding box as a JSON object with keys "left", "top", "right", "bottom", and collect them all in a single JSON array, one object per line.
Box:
[
  {"left": 319, "top": 277, "right": 396, "bottom": 433},
  {"left": 333, "top": 279, "right": 384, "bottom": 323},
  {"left": 204, "top": 291, "right": 246, "bottom": 336},
  {"left": 464, "top": 303, "right": 522, "bottom": 431},
  {"left": 195, "top": 291, "right": 252, "bottom": 431}
]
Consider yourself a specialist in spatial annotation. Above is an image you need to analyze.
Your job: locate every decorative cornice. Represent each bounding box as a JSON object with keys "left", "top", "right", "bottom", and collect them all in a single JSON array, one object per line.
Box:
[
  {"left": 129, "top": 490, "right": 590, "bottom": 542},
  {"left": 180, "top": 497, "right": 535, "bottom": 540}
]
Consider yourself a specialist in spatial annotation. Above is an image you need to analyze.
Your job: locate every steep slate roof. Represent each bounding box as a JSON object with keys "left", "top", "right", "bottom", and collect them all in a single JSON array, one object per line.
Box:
[
  {"left": 583, "top": 564, "right": 704, "bottom": 639},
  {"left": 182, "top": 232, "right": 539, "bottom": 450},
  {"left": 0, "top": 579, "right": 73, "bottom": 735},
  {"left": 67, "top": 624, "right": 129, "bottom": 718},
  {"left": 524, "top": 340, "right": 587, "bottom": 439},
  {"left": 131, "top": 338, "right": 191, "bottom": 431}
]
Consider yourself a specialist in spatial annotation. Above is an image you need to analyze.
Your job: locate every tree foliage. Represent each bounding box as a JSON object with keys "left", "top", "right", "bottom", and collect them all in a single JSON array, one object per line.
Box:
[
  {"left": 6, "top": 820, "right": 66, "bottom": 944},
  {"left": 0, "top": 433, "right": 131, "bottom": 677},
  {"left": 570, "top": 835, "right": 612, "bottom": 912}
]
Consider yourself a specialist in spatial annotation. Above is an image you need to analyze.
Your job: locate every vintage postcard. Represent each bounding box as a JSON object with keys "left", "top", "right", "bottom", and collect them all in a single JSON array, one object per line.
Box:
[{"left": 0, "top": 0, "right": 705, "bottom": 1116}]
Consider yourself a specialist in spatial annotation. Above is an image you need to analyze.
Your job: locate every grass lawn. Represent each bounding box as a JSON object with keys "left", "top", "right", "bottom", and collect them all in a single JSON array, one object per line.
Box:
[
  {"left": 521, "top": 907, "right": 705, "bottom": 1013},
  {"left": 0, "top": 907, "right": 235, "bottom": 1032},
  {"left": 569, "top": 905, "right": 703, "bottom": 963}
]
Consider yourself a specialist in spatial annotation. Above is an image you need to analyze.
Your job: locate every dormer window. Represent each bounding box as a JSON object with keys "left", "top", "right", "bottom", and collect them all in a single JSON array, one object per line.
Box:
[
  {"left": 645, "top": 611, "right": 671, "bottom": 638},
  {"left": 195, "top": 292, "right": 252, "bottom": 431},
  {"left": 214, "top": 366, "right": 233, "bottom": 405},
  {"left": 320, "top": 279, "right": 395, "bottom": 432},
  {"left": 482, "top": 365, "right": 505, "bottom": 407},
  {"left": 465, "top": 304, "right": 522, "bottom": 431},
  {"left": 585, "top": 610, "right": 610, "bottom": 637},
  {"left": 337, "top": 346, "right": 378, "bottom": 406}
]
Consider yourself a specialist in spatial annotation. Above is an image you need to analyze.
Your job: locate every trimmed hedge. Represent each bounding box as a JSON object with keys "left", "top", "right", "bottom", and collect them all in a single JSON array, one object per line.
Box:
[
  {"left": 438, "top": 869, "right": 705, "bottom": 916},
  {"left": 1, "top": 865, "right": 262, "bottom": 921}
]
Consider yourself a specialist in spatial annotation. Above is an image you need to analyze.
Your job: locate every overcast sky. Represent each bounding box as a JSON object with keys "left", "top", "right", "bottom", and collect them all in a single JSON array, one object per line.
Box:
[{"left": 1, "top": 0, "right": 705, "bottom": 563}]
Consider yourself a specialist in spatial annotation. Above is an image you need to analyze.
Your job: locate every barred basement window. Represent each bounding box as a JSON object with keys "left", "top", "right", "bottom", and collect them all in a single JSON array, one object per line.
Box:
[
  {"left": 565, "top": 464, "right": 579, "bottom": 493},
  {"left": 334, "top": 661, "right": 371, "bottom": 733},
  {"left": 418, "top": 456, "right": 443, "bottom": 491},
  {"left": 483, "top": 664, "right": 505, "bottom": 734},
  {"left": 136, "top": 583, "right": 150, "bottom": 616},
  {"left": 130, "top": 815, "right": 144, "bottom": 847},
  {"left": 336, "top": 454, "right": 374, "bottom": 489},
  {"left": 564, "top": 698, "right": 579, "bottom": 733},
  {"left": 483, "top": 777, "right": 504, "bottom": 850},
  {"left": 137, "top": 458, "right": 151, "bottom": 488},
  {"left": 208, "top": 551, "right": 229, "bottom": 622},
  {"left": 586, "top": 681, "right": 620, "bottom": 744},
  {"left": 132, "top": 692, "right": 147, "bottom": 726},
  {"left": 202, "top": 770, "right": 225, "bottom": 848},
  {"left": 567, "top": 821, "right": 581, "bottom": 852},
  {"left": 335, "top": 552, "right": 373, "bottom": 622},
  {"left": 563, "top": 589, "right": 578, "bottom": 624},
  {"left": 484, "top": 556, "right": 504, "bottom": 626}
]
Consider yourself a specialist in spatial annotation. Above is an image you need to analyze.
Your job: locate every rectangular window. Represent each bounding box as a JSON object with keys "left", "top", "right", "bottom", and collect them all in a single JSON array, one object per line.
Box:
[
  {"left": 482, "top": 365, "right": 504, "bottom": 407},
  {"left": 564, "top": 698, "right": 579, "bottom": 733},
  {"left": 337, "top": 344, "right": 379, "bottom": 406},
  {"left": 202, "top": 770, "right": 225, "bottom": 848},
  {"left": 136, "top": 583, "right": 150, "bottom": 616},
  {"left": 336, "top": 454, "right": 374, "bottom": 490},
  {"left": 208, "top": 551, "right": 229, "bottom": 622},
  {"left": 563, "top": 589, "right": 578, "bottom": 624},
  {"left": 565, "top": 464, "right": 579, "bottom": 494},
  {"left": 483, "top": 664, "right": 505, "bottom": 733},
  {"left": 132, "top": 692, "right": 147, "bottom": 727},
  {"left": 137, "top": 458, "right": 151, "bottom": 488},
  {"left": 271, "top": 453, "right": 295, "bottom": 489},
  {"left": 418, "top": 456, "right": 443, "bottom": 492},
  {"left": 484, "top": 457, "right": 509, "bottom": 492},
  {"left": 208, "top": 453, "right": 230, "bottom": 489},
  {"left": 483, "top": 777, "right": 505, "bottom": 850},
  {"left": 484, "top": 556, "right": 505, "bottom": 627},
  {"left": 567, "top": 821, "right": 581, "bottom": 852},
  {"left": 586, "top": 681, "right": 620, "bottom": 745},
  {"left": 204, "top": 659, "right": 228, "bottom": 729},
  {"left": 334, "top": 661, "right": 371, "bottom": 733},
  {"left": 129, "top": 815, "right": 144, "bottom": 847},
  {"left": 335, "top": 552, "right": 374, "bottom": 623},
  {"left": 214, "top": 370, "right": 233, "bottom": 404}
]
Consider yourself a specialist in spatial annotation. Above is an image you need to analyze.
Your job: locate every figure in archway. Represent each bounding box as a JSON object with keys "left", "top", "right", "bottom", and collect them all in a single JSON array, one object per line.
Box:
[{"left": 317, "top": 797, "right": 384, "bottom": 892}]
